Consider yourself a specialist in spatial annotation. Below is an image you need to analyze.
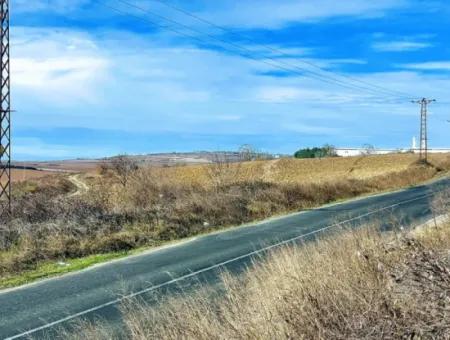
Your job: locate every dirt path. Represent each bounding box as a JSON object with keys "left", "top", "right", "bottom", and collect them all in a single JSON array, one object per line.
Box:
[{"left": 68, "top": 174, "right": 89, "bottom": 197}]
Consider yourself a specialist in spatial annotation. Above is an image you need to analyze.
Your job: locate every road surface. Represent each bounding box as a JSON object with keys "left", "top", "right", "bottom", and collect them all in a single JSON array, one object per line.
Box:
[{"left": 1, "top": 177, "right": 449, "bottom": 339}]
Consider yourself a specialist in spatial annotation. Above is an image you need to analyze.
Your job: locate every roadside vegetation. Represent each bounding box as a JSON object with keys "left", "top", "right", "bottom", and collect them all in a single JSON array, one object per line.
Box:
[
  {"left": 66, "top": 195, "right": 450, "bottom": 340},
  {"left": 1, "top": 153, "right": 449, "bottom": 287}
]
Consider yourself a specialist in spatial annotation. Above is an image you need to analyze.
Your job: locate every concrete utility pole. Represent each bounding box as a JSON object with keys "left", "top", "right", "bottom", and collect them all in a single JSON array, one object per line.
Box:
[
  {"left": 0, "top": 0, "right": 11, "bottom": 215},
  {"left": 412, "top": 98, "right": 436, "bottom": 162}
]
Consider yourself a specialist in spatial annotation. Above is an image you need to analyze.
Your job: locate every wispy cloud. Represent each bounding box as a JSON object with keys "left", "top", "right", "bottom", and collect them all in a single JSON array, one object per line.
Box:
[
  {"left": 11, "top": 27, "right": 110, "bottom": 106},
  {"left": 281, "top": 122, "right": 342, "bottom": 135},
  {"left": 372, "top": 40, "right": 432, "bottom": 52},
  {"left": 197, "top": 0, "right": 408, "bottom": 28},
  {"left": 15, "top": 137, "right": 114, "bottom": 159},
  {"left": 253, "top": 86, "right": 363, "bottom": 104},
  {"left": 401, "top": 61, "right": 450, "bottom": 71},
  {"left": 13, "top": 0, "right": 90, "bottom": 14}
]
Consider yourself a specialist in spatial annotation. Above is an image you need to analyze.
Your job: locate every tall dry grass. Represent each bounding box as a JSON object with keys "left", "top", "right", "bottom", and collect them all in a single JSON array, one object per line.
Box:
[
  {"left": 108, "top": 153, "right": 450, "bottom": 188},
  {"left": 66, "top": 217, "right": 450, "bottom": 340}
]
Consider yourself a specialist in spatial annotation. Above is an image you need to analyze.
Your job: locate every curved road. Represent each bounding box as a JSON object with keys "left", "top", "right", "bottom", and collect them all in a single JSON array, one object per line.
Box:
[{"left": 1, "top": 177, "right": 449, "bottom": 339}]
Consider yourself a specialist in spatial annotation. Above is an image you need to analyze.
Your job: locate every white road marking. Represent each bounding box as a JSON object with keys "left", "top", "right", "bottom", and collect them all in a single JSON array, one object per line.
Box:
[{"left": 5, "top": 192, "right": 435, "bottom": 340}]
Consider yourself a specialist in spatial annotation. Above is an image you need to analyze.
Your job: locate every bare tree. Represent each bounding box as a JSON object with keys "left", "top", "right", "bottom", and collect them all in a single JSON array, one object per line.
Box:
[
  {"left": 109, "top": 155, "right": 139, "bottom": 187},
  {"left": 239, "top": 144, "right": 273, "bottom": 161},
  {"left": 207, "top": 153, "right": 241, "bottom": 190},
  {"left": 361, "top": 144, "right": 376, "bottom": 156},
  {"left": 239, "top": 144, "right": 256, "bottom": 162}
]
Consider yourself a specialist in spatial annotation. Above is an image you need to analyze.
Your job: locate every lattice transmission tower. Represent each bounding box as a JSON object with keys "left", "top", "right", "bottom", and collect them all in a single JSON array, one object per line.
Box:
[
  {"left": 0, "top": 0, "right": 11, "bottom": 215},
  {"left": 412, "top": 98, "right": 436, "bottom": 162}
]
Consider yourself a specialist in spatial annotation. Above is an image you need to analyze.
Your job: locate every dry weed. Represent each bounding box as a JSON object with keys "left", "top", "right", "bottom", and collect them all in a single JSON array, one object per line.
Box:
[{"left": 67, "top": 222, "right": 450, "bottom": 340}]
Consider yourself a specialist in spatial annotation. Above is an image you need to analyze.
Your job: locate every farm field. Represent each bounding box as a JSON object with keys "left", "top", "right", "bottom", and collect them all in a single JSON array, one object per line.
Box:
[
  {"left": 0, "top": 169, "right": 58, "bottom": 186},
  {"left": 147, "top": 153, "right": 450, "bottom": 187},
  {"left": 10, "top": 169, "right": 57, "bottom": 183},
  {"left": 13, "top": 151, "right": 244, "bottom": 173}
]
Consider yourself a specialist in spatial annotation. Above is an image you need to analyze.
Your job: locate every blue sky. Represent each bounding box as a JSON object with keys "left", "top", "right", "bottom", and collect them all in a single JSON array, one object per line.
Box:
[{"left": 11, "top": 0, "right": 450, "bottom": 160}]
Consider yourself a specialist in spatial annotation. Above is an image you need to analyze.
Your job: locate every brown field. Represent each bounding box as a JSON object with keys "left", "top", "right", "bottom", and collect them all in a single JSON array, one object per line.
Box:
[
  {"left": 9, "top": 153, "right": 440, "bottom": 185},
  {"left": 0, "top": 169, "right": 58, "bottom": 186},
  {"left": 123, "top": 153, "right": 450, "bottom": 187},
  {"left": 10, "top": 169, "right": 57, "bottom": 183},
  {"left": 15, "top": 153, "right": 450, "bottom": 182},
  {"left": 13, "top": 152, "right": 238, "bottom": 173},
  {"left": 16, "top": 160, "right": 99, "bottom": 173}
]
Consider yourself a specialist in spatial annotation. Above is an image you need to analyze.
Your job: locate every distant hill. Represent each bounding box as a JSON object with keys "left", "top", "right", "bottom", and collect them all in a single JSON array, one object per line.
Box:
[{"left": 14, "top": 151, "right": 282, "bottom": 172}]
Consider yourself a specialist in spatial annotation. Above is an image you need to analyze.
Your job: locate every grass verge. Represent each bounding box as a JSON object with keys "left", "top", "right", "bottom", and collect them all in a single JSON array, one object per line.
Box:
[
  {"left": 65, "top": 217, "right": 450, "bottom": 340},
  {"left": 2, "top": 168, "right": 449, "bottom": 291},
  {"left": 0, "top": 252, "right": 130, "bottom": 290}
]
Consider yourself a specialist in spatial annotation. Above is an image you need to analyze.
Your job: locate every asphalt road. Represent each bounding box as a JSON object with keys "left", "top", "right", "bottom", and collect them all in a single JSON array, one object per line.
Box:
[{"left": 1, "top": 177, "right": 449, "bottom": 339}]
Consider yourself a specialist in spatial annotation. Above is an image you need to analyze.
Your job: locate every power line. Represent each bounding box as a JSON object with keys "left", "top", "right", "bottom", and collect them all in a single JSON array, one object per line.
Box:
[
  {"left": 113, "top": 0, "right": 412, "bottom": 100},
  {"left": 95, "top": 1, "right": 366, "bottom": 95},
  {"left": 95, "top": 0, "right": 412, "bottom": 101},
  {"left": 145, "top": 0, "right": 417, "bottom": 101}
]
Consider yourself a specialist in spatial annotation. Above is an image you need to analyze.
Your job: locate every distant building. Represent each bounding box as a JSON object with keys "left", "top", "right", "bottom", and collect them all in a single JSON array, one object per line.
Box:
[
  {"left": 335, "top": 148, "right": 401, "bottom": 157},
  {"left": 335, "top": 137, "right": 450, "bottom": 157}
]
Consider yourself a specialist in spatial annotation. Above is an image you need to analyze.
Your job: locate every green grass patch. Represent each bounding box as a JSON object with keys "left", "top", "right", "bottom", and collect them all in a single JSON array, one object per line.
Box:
[{"left": 0, "top": 251, "right": 131, "bottom": 290}]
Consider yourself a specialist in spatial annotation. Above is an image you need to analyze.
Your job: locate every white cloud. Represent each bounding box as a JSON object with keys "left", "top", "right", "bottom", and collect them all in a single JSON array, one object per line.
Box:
[
  {"left": 256, "top": 86, "right": 305, "bottom": 103},
  {"left": 401, "top": 61, "right": 450, "bottom": 71},
  {"left": 241, "top": 45, "right": 314, "bottom": 59},
  {"left": 12, "top": 0, "right": 408, "bottom": 29},
  {"left": 13, "top": 57, "right": 109, "bottom": 99},
  {"left": 254, "top": 86, "right": 365, "bottom": 104},
  {"left": 13, "top": 0, "right": 90, "bottom": 14},
  {"left": 372, "top": 40, "right": 432, "bottom": 52},
  {"left": 11, "top": 27, "right": 111, "bottom": 105},
  {"left": 281, "top": 122, "right": 341, "bottom": 135},
  {"left": 15, "top": 137, "right": 113, "bottom": 159},
  {"left": 198, "top": 0, "right": 407, "bottom": 28}
]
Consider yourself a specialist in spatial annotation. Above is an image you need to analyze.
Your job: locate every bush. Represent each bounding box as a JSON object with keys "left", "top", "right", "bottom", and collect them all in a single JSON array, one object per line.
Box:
[{"left": 294, "top": 144, "right": 337, "bottom": 159}]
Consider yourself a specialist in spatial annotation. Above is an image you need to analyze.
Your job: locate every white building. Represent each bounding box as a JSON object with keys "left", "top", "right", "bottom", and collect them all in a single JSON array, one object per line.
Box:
[
  {"left": 335, "top": 148, "right": 401, "bottom": 157},
  {"left": 335, "top": 137, "right": 450, "bottom": 157}
]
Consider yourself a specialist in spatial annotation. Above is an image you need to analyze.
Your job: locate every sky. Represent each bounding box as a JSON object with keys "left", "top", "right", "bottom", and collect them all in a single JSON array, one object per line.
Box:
[{"left": 10, "top": 0, "right": 450, "bottom": 160}]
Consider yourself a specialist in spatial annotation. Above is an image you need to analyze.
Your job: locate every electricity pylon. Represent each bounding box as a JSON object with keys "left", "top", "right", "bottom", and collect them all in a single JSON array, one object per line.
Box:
[
  {"left": 0, "top": 0, "right": 11, "bottom": 215},
  {"left": 412, "top": 98, "right": 436, "bottom": 162}
]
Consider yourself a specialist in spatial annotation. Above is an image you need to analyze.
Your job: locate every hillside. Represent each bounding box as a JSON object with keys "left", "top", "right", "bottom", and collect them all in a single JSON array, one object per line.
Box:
[{"left": 142, "top": 153, "right": 450, "bottom": 186}]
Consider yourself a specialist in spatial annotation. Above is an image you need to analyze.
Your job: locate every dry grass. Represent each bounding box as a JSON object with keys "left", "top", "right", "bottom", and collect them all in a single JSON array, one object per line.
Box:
[
  {"left": 0, "top": 170, "right": 58, "bottom": 186},
  {"left": 140, "top": 153, "right": 450, "bottom": 187},
  {"left": 1, "top": 153, "right": 450, "bottom": 282},
  {"left": 66, "top": 217, "right": 450, "bottom": 340}
]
